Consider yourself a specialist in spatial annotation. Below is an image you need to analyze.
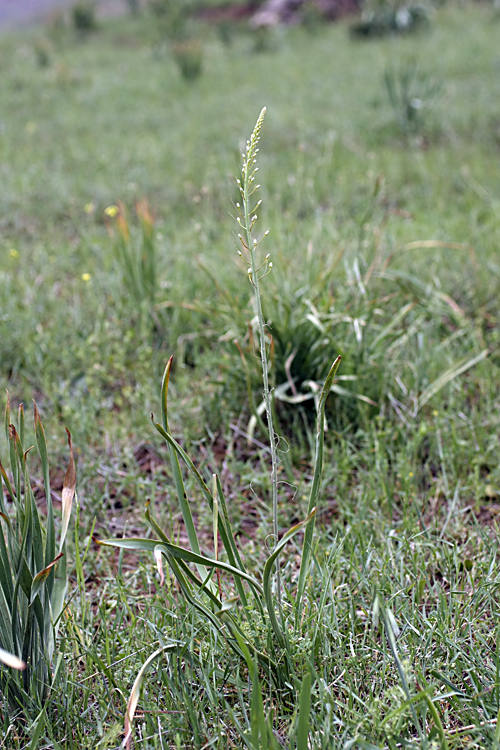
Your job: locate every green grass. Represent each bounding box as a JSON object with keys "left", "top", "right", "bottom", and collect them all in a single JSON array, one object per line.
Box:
[{"left": 1, "top": 2, "right": 500, "bottom": 747}]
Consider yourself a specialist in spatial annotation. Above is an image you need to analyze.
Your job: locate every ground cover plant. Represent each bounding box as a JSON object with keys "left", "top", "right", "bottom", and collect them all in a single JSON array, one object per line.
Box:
[{"left": 1, "top": 1, "right": 500, "bottom": 747}]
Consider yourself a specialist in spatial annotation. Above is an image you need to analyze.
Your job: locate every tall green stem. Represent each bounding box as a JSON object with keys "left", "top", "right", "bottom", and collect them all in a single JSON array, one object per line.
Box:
[{"left": 236, "top": 108, "right": 281, "bottom": 602}]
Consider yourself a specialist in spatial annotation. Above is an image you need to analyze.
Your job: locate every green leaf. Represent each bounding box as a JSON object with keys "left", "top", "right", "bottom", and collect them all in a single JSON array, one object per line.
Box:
[
  {"left": 215, "top": 475, "right": 254, "bottom": 613},
  {"left": 422, "top": 690, "right": 448, "bottom": 749},
  {"left": 153, "top": 422, "right": 250, "bottom": 584},
  {"left": 29, "top": 706, "right": 47, "bottom": 750},
  {"left": 34, "top": 402, "right": 55, "bottom": 569},
  {"left": 4, "top": 392, "right": 11, "bottom": 443},
  {"left": 263, "top": 509, "right": 317, "bottom": 650},
  {"left": 418, "top": 349, "right": 488, "bottom": 409},
  {"left": 99, "top": 536, "right": 264, "bottom": 595},
  {"left": 296, "top": 356, "right": 341, "bottom": 620},
  {"left": 296, "top": 671, "right": 312, "bottom": 749},
  {"left": 160, "top": 357, "right": 201, "bottom": 561},
  {"left": 0, "top": 457, "right": 16, "bottom": 509}
]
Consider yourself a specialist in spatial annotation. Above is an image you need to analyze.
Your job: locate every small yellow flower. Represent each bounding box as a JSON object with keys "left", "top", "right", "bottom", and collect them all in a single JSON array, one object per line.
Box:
[
  {"left": 408, "top": 472, "right": 414, "bottom": 478},
  {"left": 9, "top": 248, "right": 19, "bottom": 258},
  {"left": 433, "top": 410, "right": 438, "bottom": 416},
  {"left": 104, "top": 205, "right": 119, "bottom": 218},
  {"left": 81, "top": 273, "right": 92, "bottom": 282},
  {"left": 84, "top": 202, "right": 95, "bottom": 215}
]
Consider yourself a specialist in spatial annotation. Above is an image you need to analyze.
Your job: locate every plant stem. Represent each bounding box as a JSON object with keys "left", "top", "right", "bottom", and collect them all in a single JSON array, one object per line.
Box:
[{"left": 237, "top": 108, "right": 281, "bottom": 604}]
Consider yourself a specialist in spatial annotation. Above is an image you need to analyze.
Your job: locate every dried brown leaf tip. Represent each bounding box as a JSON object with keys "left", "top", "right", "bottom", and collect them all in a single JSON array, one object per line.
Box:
[{"left": 33, "top": 400, "right": 42, "bottom": 427}]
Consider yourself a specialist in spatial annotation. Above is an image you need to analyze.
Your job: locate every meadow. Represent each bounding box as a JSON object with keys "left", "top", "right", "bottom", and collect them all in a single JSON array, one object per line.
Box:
[{"left": 1, "top": 1, "right": 500, "bottom": 747}]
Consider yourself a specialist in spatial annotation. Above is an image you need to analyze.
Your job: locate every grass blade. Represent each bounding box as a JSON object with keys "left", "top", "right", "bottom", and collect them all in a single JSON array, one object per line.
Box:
[
  {"left": 418, "top": 349, "right": 488, "bottom": 409},
  {"left": 296, "top": 671, "right": 312, "bottom": 749},
  {"left": 123, "top": 644, "right": 179, "bottom": 750},
  {"left": 382, "top": 607, "right": 424, "bottom": 744}
]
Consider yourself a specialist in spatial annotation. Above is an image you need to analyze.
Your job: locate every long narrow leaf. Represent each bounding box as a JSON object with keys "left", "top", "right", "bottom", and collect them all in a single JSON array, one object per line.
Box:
[
  {"left": 0, "top": 515, "right": 14, "bottom": 607},
  {"left": 34, "top": 403, "right": 55, "bottom": 568},
  {"left": 423, "top": 692, "right": 448, "bottom": 749},
  {"left": 251, "top": 662, "right": 267, "bottom": 749},
  {"left": 153, "top": 422, "right": 248, "bottom": 579},
  {"left": 153, "top": 421, "right": 212, "bottom": 503},
  {"left": 215, "top": 475, "right": 255, "bottom": 613},
  {"left": 160, "top": 358, "right": 201, "bottom": 559},
  {"left": 418, "top": 349, "right": 488, "bottom": 410},
  {"left": 382, "top": 607, "right": 424, "bottom": 744},
  {"left": 4, "top": 393, "right": 10, "bottom": 443},
  {"left": 123, "top": 644, "right": 179, "bottom": 750},
  {"left": 59, "top": 429, "right": 76, "bottom": 552},
  {"left": 160, "top": 553, "right": 261, "bottom": 668},
  {"left": 99, "top": 537, "right": 264, "bottom": 595},
  {"left": 223, "top": 618, "right": 269, "bottom": 746},
  {"left": 370, "top": 301, "right": 417, "bottom": 351},
  {"left": 296, "top": 356, "right": 341, "bottom": 620},
  {"left": 18, "top": 404, "right": 25, "bottom": 448},
  {"left": 0, "top": 458, "right": 16, "bottom": 509},
  {"left": 263, "top": 509, "right": 317, "bottom": 650},
  {"left": 29, "top": 707, "right": 47, "bottom": 750},
  {"left": 296, "top": 671, "right": 312, "bottom": 749},
  {"left": 30, "top": 553, "right": 64, "bottom": 604},
  {"left": 215, "top": 475, "right": 247, "bottom": 575}
]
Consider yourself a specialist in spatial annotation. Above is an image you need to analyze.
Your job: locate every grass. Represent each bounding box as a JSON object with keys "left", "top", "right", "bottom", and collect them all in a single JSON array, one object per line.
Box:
[{"left": 1, "top": 1, "right": 500, "bottom": 747}]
